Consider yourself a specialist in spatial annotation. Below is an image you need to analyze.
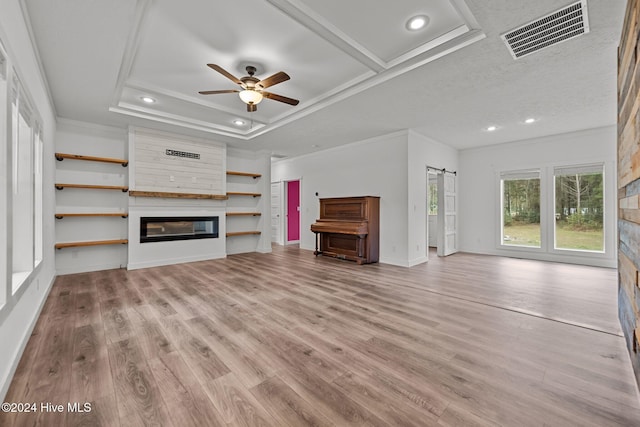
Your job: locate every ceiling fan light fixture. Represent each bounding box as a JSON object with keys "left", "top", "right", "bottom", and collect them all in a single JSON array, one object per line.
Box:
[
  {"left": 200, "top": 64, "right": 298, "bottom": 111},
  {"left": 239, "top": 89, "right": 263, "bottom": 105}
]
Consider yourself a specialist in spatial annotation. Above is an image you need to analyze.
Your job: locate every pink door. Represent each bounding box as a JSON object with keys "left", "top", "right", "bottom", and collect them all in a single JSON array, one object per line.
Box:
[{"left": 287, "top": 180, "right": 300, "bottom": 241}]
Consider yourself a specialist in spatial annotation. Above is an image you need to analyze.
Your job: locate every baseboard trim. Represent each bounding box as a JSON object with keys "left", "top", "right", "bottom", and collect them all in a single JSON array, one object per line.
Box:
[{"left": 127, "top": 252, "right": 226, "bottom": 270}]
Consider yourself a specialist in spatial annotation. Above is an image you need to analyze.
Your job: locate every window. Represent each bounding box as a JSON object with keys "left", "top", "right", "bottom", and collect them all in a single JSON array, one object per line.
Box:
[
  {"left": 0, "top": 46, "right": 7, "bottom": 306},
  {"left": 499, "top": 164, "right": 607, "bottom": 258},
  {"left": 501, "top": 170, "right": 541, "bottom": 248},
  {"left": 34, "top": 126, "right": 43, "bottom": 264},
  {"left": 554, "top": 164, "right": 604, "bottom": 252},
  {"left": 0, "top": 39, "right": 44, "bottom": 304},
  {"left": 10, "top": 75, "right": 39, "bottom": 293}
]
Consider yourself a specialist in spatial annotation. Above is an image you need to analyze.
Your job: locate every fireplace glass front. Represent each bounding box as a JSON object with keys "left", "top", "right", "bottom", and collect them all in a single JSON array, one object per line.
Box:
[{"left": 140, "top": 216, "right": 219, "bottom": 243}]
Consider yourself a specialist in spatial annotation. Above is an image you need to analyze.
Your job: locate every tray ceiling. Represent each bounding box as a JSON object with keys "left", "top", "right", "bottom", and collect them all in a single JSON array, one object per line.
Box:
[
  {"left": 22, "top": 0, "right": 626, "bottom": 156},
  {"left": 112, "top": 0, "right": 483, "bottom": 139}
]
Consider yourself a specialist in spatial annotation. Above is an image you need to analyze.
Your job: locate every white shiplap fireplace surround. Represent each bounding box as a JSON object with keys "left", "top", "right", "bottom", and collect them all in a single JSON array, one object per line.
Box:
[{"left": 127, "top": 128, "right": 227, "bottom": 270}]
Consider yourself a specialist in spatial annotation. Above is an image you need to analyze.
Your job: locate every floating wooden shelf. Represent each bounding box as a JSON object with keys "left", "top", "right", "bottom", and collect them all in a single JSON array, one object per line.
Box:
[
  {"left": 55, "top": 213, "right": 128, "bottom": 219},
  {"left": 55, "top": 239, "right": 128, "bottom": 249},
  {"left": 226, "top": 191, "right": 261, "bottom": 197},
  {"left": 226, "top": 231, "right": 261, "bottom": 237},
  {"left": 55, "top": 183, "right": 129, "bottom": 191},
  {"left": 129, "top": 190, "right": 228, "bottom": 200},
  {"left": 226, "top": 171, "right": 262, "bottom": 179},
  {"left": 226, "top": 212, "right": 262, "bottom": 216},
  {"left": 55, "top": 152, "right": 128, "bottom": 167}
]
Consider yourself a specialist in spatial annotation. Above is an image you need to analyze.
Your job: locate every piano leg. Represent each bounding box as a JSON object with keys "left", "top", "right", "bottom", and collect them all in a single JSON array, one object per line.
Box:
[
  {"left": 313, "top": 232, "right": 320, "bottom": 256},
  {"left": 357, "top": 234, "right": 365, "bottom": 263}
]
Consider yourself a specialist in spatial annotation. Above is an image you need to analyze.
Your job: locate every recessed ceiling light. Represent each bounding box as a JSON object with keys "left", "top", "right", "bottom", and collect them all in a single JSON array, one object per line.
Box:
[
  {"left": 233, "top": 119, "right": 245, "bottom": 126},
  {"left": 141, "top": 96, "right": 155, "bottom": 103},
  {"left": 487, "top": 126, "right": 497, "bottom": 131},
  {"left": 406, "top": 15, "right": 430, "bottom": 31},
  {"left": 525, "top": 118, "right": 536, "bottom": 124}
]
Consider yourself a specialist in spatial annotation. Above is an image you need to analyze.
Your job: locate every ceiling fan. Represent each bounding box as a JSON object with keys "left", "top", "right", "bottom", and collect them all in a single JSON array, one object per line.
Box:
[{"left": 199, "top": 64, "right": 299, "bottom": 112}]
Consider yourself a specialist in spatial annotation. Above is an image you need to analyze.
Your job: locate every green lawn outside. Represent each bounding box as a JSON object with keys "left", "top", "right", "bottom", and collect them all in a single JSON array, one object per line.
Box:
[
  {"left": 503, "top": 222, "right": 540, "bottom": 247},
  {"left": 503, "top": 222, "right": 603, "bottom": 251}
]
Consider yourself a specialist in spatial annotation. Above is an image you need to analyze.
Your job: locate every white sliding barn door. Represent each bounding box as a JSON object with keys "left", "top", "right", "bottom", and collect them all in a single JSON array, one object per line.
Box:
[{"left": 437, "top": 173, "right": 457, "bottom": 256}]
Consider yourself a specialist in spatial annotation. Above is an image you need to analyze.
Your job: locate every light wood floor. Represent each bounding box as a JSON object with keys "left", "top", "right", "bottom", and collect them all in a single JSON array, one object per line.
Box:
[{"left": 2, "top": 246, "right": 639, "bottom": 426}]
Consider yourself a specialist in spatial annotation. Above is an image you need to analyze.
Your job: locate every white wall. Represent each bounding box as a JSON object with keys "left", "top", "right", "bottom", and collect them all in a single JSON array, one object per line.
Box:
[
  {"left": 272, "top": 131, "right": 409, "bottom": 266},
  {"left": 459, "top": 126, "right": 617, "bottom": 267},
  {"left": 55, "top": 119, "right": 128, "bottom": 274},
  {"left": 407, "top": 130, "right": 459, "bottom": 265},
  {"left": 0, "top": 0, "right": 57, "bottom": 401}
]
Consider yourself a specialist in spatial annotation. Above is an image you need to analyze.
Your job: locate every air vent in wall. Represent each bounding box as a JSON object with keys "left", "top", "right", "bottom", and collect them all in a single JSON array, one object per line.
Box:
[{"left": 501, "top": 0, "right": 589, "bottom": 60}]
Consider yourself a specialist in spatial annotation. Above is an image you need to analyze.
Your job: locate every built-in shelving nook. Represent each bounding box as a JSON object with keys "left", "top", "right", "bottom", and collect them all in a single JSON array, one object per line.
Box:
[
  {"left": 54, "top": 121, "right": 130, "bottom": 275},
  {"left": 226, "top": 171, "right": 263, "bottom": 239},
  {"left": 54, "top": 153, "right": 129, "bottom": 250},
  {"left": 225, "top": 149, "right": 271, "bottom": 255}
]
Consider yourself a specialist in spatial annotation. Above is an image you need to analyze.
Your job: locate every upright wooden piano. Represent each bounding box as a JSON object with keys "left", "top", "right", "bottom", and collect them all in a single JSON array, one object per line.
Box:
[{"left": 310, "top": 196, "right": 380, "bottom": 264}]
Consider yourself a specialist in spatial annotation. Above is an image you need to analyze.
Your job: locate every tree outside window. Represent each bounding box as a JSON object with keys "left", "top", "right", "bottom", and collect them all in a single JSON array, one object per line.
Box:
[
  {"left": 501, "top": 170, "right": 541, "bottom": 247},
  {"left": 554, "top": 165, "right": 604, "bottom": 252}
]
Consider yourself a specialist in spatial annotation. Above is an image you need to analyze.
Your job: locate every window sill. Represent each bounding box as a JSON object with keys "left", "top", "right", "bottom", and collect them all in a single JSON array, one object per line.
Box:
[{"left": 12, "top": 271, "right": 31, "bottom": 294}]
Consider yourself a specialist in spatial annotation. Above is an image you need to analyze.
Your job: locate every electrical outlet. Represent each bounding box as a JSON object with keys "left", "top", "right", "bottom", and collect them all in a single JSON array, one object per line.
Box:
[
  {"left": 170, "top": 175, "right": 175, "bottom": 182},
  {"left": 192, "top": 177, "right": 197, "bottom": 183}
]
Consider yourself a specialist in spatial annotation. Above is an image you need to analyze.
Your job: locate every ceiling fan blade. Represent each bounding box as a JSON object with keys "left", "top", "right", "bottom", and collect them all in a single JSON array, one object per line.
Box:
[
  {"left": 207, "top": 64, "right": 243, "bottom": 86},
  {"left": 257, "top": 71, "right": 290, "bottom": 89},
  {"left": 198, "top": 89, "right": 240, "bottom": 95},
  {"left": 262, "top": 91, "right": 299, "bottom": 106}
]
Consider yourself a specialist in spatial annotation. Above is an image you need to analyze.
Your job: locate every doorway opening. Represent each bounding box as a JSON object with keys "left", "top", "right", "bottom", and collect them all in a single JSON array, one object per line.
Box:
[
  {"left": 271, "top": 179, "right": 302, "bottom": 245},
  {"left": 427, "top": 172, "right": 439, "bottom": 249},
  {"left": 426, "top": 166, "right": 458, "bottom": 258},
  {"left": 286, "top": 180, "right": 300, "bottom": 244}
]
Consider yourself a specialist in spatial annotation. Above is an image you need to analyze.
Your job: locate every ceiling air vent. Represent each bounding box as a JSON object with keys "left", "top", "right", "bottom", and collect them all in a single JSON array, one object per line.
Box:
[{"left": 501, "top": 0, "right": 589, "bottom": 60}]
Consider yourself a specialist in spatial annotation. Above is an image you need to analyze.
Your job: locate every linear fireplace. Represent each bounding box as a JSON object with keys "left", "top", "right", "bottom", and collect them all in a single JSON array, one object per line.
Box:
[{"left": 140, "top": 216, "right": 219, "bottom": 243}]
